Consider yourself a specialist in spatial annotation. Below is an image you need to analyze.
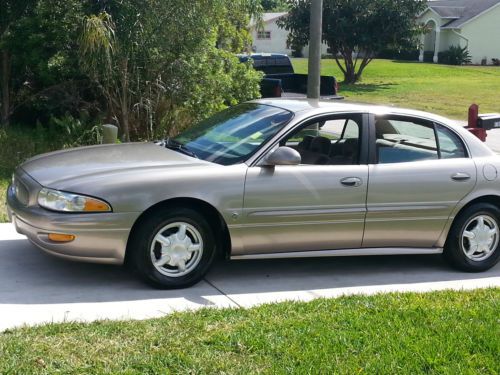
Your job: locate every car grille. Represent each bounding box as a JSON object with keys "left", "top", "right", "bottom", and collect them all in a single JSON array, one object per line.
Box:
[{"left": 12, "top": 174, "right": 30, "bottom": 206}]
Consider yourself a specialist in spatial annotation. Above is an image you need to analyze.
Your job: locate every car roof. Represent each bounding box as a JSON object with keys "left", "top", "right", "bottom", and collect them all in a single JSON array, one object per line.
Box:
[{"left": 251, "top": 98, "right": 458, "bottom": 127}]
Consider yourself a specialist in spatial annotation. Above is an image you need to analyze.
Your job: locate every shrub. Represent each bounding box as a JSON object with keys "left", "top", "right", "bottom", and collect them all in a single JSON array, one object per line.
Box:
[
  {"left": 423, "top": 51, "right": 434, "bottom": 63},
  {"left": 0, "top": 115, "right": 101, "bottom": 177},
  {"left": 438, "top": 46, "right": 472, "bottom": 66},
  {"left": 378, "top": 48, "right": 420, "bottom": 61}
]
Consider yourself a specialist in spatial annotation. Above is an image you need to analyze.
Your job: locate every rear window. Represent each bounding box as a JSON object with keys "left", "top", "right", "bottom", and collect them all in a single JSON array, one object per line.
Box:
[{"left": 242, "top": 55, "right": 294, "bottom": 75}]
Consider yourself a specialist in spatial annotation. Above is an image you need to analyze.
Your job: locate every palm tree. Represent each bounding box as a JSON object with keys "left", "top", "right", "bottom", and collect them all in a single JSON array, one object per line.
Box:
[{"left": 79, "top": 12, "right": 131, "bottom": 141}]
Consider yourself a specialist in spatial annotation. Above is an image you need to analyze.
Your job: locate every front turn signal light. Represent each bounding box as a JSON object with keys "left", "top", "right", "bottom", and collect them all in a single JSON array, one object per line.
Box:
[
  {"left": 48, "top": 233, "right": 76, "bottom": 242},
  {"left": 84, "top": 198, "right": 111, "bottom": 212}
]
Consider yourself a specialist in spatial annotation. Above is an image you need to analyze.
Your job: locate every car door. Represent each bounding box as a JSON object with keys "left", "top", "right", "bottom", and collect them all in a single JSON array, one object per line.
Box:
[
  {"left": 237, "top": 113, "right": 369, "bottom": 255},
  {"left": 363, "top": 114, "right": 477, "bottom": 248}
]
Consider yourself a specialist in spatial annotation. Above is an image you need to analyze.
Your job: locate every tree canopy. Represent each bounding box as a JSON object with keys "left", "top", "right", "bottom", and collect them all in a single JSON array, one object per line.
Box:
[
  {"left": 261, "top": 0, "right": 288, "bottom": 11},
  {"left": 0, "top": 0, "right": 262, "bottom": 140},
  {"left": 278, "top": 0, "right": 426, "bottom": 83}
]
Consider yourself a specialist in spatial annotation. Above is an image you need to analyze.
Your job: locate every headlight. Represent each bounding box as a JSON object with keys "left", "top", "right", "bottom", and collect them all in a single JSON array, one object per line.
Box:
[{"left": 38, "top": 188, "right": 111, "bottom": 213}]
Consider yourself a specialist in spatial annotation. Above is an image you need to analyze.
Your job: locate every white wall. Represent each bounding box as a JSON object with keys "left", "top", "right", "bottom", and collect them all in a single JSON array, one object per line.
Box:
[
  {"left": 461, "top": 4, "right": 500, "bottom": 64},
  {"left": 418, "top": 5, "right": 500, "bottom": 65},
  {"left": 251, "top": 19, "right": 291, "bottom": 55},
  {"left": 251, "top": 18, "right": 329, "bottom": 57}
]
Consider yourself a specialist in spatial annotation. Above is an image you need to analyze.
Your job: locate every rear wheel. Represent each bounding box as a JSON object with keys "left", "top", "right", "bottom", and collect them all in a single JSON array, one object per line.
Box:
[
  {"left": 444, "top": 203, "right": 500, "bottom": 272},
  {"left": 128, "top": 208, "right": 216, "bottom": 288}
]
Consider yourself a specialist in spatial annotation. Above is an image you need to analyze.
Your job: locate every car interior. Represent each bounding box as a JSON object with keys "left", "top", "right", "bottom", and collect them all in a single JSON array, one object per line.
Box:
[
  {"left": 283, "top": 118, "right": 361, "bottom": 165},
  {"left": 280, "top": 115, "right": 466, "bottom": 166},
  {"left": 374, "top": 118, "right": 439, "bottom": 163}
]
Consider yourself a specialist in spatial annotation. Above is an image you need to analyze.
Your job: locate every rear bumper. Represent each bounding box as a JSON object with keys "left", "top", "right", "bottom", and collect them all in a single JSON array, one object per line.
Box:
[{"left": 7, "top": 183, "right": 140, "bottom": 265}]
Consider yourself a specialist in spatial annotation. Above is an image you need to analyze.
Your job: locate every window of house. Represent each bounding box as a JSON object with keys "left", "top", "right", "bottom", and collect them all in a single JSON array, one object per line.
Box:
[{"left": 257, "top": 31, "right": 271, "bottom": 40}]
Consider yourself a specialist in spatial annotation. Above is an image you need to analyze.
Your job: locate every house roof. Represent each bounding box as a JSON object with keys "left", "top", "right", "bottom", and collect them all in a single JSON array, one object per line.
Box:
[
  {"left": 249, "top": 12, "right": 287, "bottom": 28},
  {"left": 426, "top": 0, "right": 500, "bottom": 28},
  {"left": 262, "top": 12, "right": 287, "bottom": 23}
]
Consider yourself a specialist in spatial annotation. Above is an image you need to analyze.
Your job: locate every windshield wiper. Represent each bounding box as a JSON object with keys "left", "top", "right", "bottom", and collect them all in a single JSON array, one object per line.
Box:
[{"left": 163, "top": 138, "right": 198, "bottom": 159}]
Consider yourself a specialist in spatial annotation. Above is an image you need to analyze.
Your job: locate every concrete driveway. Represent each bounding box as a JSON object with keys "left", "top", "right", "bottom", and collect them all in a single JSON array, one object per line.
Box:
[{"left": 1, "top": 223, "right": 499, "bottom": 331}]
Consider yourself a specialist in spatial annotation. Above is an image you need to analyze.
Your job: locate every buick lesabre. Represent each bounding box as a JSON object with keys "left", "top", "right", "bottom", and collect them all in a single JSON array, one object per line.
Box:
[{"left": 7, "top": 99, "right": 500, "bottom": 288}]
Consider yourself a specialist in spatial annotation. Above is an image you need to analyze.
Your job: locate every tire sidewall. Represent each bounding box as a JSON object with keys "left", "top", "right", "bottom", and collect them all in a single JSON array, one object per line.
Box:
[
  {"left": 130, "top": 208, "right": 216, "bottom": 288},
  {"left": 445, "top": 203, "right": 500, "bottom": 272}
]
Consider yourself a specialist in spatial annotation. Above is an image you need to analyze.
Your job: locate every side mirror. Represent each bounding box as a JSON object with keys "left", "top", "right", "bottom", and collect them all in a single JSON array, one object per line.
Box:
[{"left": 262, "top": 146, "right": 301, "bottom": 166}]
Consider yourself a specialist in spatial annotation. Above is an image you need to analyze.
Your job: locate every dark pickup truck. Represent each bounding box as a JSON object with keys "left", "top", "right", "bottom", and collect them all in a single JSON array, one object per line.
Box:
[{"left": 239, "top": 53, "right": 342, "bottom": 99}]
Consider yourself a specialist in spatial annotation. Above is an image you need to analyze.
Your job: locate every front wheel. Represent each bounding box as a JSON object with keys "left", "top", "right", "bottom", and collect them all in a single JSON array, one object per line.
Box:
[
  {"left": 444, "top": 203, "right": 500, "bottom": 272},
  {"left": 128, "top": 208, "right": 217, "bottom": 288}
]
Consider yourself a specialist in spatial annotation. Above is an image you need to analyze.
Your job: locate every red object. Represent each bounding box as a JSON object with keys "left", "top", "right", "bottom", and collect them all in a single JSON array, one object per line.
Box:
[
  {"left": 468, "top": 104, "right": 479, "bottom": 128},
  {"left": 466, "top": 104, "right": 487, "bottom": 142},
  {"left": 274, "top": 84, "right": 282, "bottom": 98},
  {"left": 467, "top": 127, "right": 487, "bottom": 142}
]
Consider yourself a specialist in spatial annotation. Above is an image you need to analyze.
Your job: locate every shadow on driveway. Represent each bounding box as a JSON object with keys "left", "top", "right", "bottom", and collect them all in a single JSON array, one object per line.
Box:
[
  {"left": 1, "top": 238, "right": 498, "bottom": 305},
  {"left": 0, "top": 239, "right": 218, "bottom": 306}
]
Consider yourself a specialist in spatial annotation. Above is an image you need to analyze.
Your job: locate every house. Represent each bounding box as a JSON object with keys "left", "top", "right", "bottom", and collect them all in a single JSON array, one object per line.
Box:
[
  {"left": 417, "top": 0, "right": 500, "bottom": 64},
  {"left": 250, "top": 12, "right": 329, "bottom": 57},
  {"left": 250, "top": 12, "right": 290, "bottom": 55}
]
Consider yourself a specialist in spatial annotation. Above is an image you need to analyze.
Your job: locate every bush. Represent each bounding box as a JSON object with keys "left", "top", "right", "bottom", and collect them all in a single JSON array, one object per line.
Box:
[
  {"left": 290, "top": 41, "right": 304, "bottom": 57},
  {"left": 378, "top": 48, "right": 420, "bottom": 61},
  {"left": 0, "top": 115, "right": 101, "bottom": 177},
  {"left": 438, "top": 46, "right": 471, "bottom": 66},
  {"left": 423, "top": 51, "right": 435, "bottom": 63}
]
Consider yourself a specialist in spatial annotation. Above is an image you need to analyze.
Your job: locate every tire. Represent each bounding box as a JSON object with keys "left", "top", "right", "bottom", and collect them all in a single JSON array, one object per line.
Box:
[
  {"left": 444, "top": 203, "right": 500, "bottom": 272},
  {"left": 128, "top": 207, "right": 217, "bottom": 288}
]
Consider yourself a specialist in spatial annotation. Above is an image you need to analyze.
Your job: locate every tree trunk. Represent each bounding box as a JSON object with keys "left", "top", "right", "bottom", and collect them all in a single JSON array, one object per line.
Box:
[
  {"left": 0, "top": 49, "right": 10, "bottom": 127},
  {"left": 120, "top": 58, "right": 130, "bottom": 142},
  {"left": 341, "top": 50, "right": 357, "bottom": 84}
]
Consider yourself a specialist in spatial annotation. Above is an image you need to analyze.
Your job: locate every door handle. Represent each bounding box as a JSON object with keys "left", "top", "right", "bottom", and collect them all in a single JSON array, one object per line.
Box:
[
  {"left": 340, "top": 177, "right": 362, "bottom": 187},
  {"left": 451, "top": 172, "right": 471, "bottom": 181}
]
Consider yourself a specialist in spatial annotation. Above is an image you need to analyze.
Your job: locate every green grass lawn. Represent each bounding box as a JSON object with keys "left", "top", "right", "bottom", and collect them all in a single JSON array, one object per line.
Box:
[
  {"left": 292, "top": 58, "right": 500, "bottom": 120},
  {"left": 0, "top": 289, "right": 498, "bottom": 374},
  {"left": 0, "top": 178, "right": 8, "bottom": 223}
]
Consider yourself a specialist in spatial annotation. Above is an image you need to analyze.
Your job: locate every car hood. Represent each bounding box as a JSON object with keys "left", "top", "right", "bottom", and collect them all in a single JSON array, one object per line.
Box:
[{"left": 21, "top": 142, "right": 210, "bottom": 188}]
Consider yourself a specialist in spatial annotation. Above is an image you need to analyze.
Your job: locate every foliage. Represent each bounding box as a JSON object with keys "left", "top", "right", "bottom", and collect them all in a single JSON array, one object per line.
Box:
[
  {"left": 378, "top": 48, "right": 420, "bottom": 61},
  {"left": 0, "top": 0, "right": 262, "bottom": 141},
  {"left": 0, "top": 0, "right": 37, "bottom": 126},
  {"left": 278, "top": 0, "right": 427, "bottom": 83},
  {"left": 1, "top": 0, "right": 91, "bottom": 127},
  {"left": 423, "top": 50, "right": 435, "bottom": 63},
  {"left": 0, "top": 116, "right": 102, "bottom": 177},
  {"left": 79, "top": 0, "right": 262, "bottom": 141},
  {"left": 261, "top": 0, "right": 289, "bottom": 11},
  {"left": 0, "top": 177, "right": 8, "bottom": 222},
  {"left": 0, "top": 289, "right": 498, "bottom": 373},
  {"left": 292, "top": 58, "right": 500, "bottom": 120},
  {"left": 438, "top": 45, "right": 472, "bottom": 66}
]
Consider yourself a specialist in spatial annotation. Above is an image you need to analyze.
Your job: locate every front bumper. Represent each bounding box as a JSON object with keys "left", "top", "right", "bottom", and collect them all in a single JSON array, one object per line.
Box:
[{"left": 6, "top": 177, "right": 141, "bottom": 265}]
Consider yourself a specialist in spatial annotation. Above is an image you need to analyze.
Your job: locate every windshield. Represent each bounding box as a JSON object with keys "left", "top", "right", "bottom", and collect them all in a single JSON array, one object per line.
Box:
[{"left": 172, "top": 103, "right": 293, "bottom": 165}]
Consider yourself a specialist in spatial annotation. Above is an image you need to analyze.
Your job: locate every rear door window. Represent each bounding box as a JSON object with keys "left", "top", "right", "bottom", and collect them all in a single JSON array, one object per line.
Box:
[
  {"left": 436, "top": 124, "right": 467, "bottom": 159},
  {"left": 375, "top": 116, "right": 467, "bottom": 164},
  {"left": 375, "top": 117, "right": 438, "bottom": 164}
]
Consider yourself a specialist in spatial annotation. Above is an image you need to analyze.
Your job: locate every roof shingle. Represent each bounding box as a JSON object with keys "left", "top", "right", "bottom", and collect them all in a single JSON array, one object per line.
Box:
[{"left": 426, "top": 0, "right": 500, "bottom": 28}]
